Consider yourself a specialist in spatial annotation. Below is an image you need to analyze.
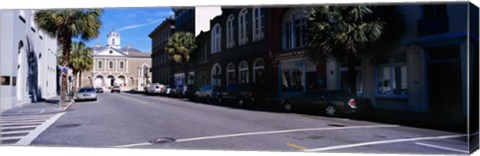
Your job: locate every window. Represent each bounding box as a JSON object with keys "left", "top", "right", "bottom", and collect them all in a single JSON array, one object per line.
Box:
[
  {"left": 377, "top": 53, "right": 408, "bottom": 96},
  {"left": 120, "top": 61, "right": 124, "bottom": 69},
  {"left": 211, "top": 24, "right": 222, "bottom": 53},
  {"left": 98, "top": 61, "right": 103, "bottom": 69},
  {"left": 253, "top": 58, "right": 265, "bottom": 83},
  {"left": 227, "top": 63, "right": 236, "bottom": 85},
  {"left": 238, "top": 8, "right": 248, "bottom": 45},
  {"left": 113, "top": 38, "right": 116, "bottom": 46},
  {"left": 109, "top": 61, "right": 113, "bottom": 69},
  {"left": 226, "top": 15, "right": 235, "bottom": 48},
  {"left": 282, "top": 8, "right": 307, "bottom": 50},
  {"left": 238, "top": 61, "right": 249, "bottom": 84},
  {"left": 280, "top": 60, "right": 305, "bottom": 93},
  {"left": 252, "top": 7, "right": 264, "bottom": 41},
  {"left": 211, "top": 63, "right": 222, "bottom": 86}
]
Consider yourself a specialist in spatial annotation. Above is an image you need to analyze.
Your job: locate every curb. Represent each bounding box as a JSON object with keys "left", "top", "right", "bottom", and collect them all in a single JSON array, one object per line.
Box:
[{"left": 60, "top": 100, "right": 75, "bottom": 111}]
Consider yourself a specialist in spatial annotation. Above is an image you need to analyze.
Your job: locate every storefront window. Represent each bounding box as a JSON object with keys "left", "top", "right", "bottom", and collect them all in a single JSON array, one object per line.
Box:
[
  {"left": 280, "top": 60, "right": 305, "bottom": 93},
  {"left": 377, "top": 53, "right": 407, "bottom": 96},
  {"left": 253, "top": 58, "right": 265, "bottom": 84}
]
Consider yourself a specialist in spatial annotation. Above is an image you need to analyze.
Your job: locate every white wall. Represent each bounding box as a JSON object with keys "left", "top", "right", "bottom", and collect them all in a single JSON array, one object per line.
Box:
[{"left": 0, "top": 9, "right": 58, "bottom": 112}]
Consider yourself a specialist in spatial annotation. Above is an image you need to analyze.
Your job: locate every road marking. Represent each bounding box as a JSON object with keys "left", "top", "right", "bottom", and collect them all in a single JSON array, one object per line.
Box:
[
  {"left": 287, "top": 143, "right": 308, "bottom": 150},
  {"left": 15, "top": 112, "right": 65, "bottom": 145},
  {"left": 304, "top": 134, "right": 466, "bottom": 152},
  {"left": 1, "top": 130, "right": 32, "bottom": 135},
  {"left": 415, "top": 142, "right": 469, "bottom": 154},
  {"left": 2, "top": 126, "right": 38, "bottom": 130},
  {"left": 112, "top": 93, "right": 150, "bottom": 105},
  {"left": 1, "top": 122, "right": 42, "bottom": 127},
  {"left": 39, "top": 109, "right": 45, "bottom": 114},
  {"left": 112, "top": 124, "right": 398, "bottom": 148}
]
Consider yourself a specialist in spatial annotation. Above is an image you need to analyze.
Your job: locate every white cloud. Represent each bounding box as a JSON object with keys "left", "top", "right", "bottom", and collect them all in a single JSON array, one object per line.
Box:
[{"left": 116, "top": 18, "right": 163, "bottom": 31}]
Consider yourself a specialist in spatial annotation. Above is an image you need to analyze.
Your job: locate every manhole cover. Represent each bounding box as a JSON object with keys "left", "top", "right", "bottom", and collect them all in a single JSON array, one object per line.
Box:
[
  {"left": 148, "top": 137, "right": 176, "bottom": 144},
  {"left": 56, "top": 123, "right": 81, "bottom": 128},
  {"left": 327, "top": 124, "right": 345, "bottom": 127}
]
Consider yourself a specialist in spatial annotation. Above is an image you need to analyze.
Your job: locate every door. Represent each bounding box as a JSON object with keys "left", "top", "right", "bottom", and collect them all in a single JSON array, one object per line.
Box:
[{"left": 427, "top": 45, "right": 462, "bottom": 115}]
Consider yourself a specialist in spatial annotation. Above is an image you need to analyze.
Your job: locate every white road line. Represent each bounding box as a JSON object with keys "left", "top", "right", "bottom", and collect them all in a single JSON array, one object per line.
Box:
[
  {"left": 1, "top": 120, "right": 48, "bottom": 123},
  {"left": 15, "top": 112, "right": 65, "bottom": 145},
  {"left": 1, "top": 130, "right": 32, "bottom": 135},
  {"left": 415, "top": 142, "right": 469, "bottom": 154},
  {"left": 112, "top": 124, "right": 399, "bottom": 148},
  {"left": 1, "top": 126, "right": 38, "bottom": 130},
  {"left": 1, "top": 136, "right": 23, "bottom": 140},
  {"left": 39, "top": 109, "right": 45, "bottom": 114},
  {"left": 1, "top": 122, "right": 42, "bottom": 126},
  {"left": 2, "top": 116, "right": 53, "bottom": 121},
  {"left": 304, "top": 134, "right": 466, "bottom": 152},
  {"left": 113, "top": 94, "right": 151, "bottom": 105}
]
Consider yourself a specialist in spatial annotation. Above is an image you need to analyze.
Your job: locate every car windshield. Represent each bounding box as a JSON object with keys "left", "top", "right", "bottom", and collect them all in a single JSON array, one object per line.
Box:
[{"left": 79, "top": 88, "right": 95, "bottom": 92}]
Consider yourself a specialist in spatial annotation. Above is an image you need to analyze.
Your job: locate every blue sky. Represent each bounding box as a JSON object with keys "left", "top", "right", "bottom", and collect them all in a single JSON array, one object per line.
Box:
[{"left": 78, "top": 7, "right": 174, "bottom": 53}]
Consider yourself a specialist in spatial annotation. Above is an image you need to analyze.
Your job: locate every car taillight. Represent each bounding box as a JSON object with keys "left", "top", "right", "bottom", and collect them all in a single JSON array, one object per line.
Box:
[{"left": 348, "top": 98, "right": 356, "bottom": 108}]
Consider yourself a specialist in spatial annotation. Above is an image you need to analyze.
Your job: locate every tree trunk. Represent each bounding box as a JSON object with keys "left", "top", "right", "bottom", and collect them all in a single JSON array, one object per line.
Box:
[
  {"left": 347, "top": 54, "right": 357, "bottom": 95},
  {"left": 79, "top": 71, "right": 82, "bottom": 89},
  {"left": 60, "top": 35, "right": 72, "bottom": 106}
]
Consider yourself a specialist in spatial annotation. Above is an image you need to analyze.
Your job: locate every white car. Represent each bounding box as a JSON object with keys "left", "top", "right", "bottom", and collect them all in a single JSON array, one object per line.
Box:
[
  {"left": 148, "top": 83, "right": 164, "bottom": 94},
  {"left": 76, "top": 87, "right": 97, "bottom": 101}
]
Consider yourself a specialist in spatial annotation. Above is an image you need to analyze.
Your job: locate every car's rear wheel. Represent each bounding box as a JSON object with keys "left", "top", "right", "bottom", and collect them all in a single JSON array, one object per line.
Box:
[{"left": 324, "top": 104, "right": 337, "bottom": 117}]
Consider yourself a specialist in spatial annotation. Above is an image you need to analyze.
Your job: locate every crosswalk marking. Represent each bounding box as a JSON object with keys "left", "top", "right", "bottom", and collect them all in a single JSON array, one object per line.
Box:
[{"left": 1, "top": 112, "right": 64, "bottom": 145}]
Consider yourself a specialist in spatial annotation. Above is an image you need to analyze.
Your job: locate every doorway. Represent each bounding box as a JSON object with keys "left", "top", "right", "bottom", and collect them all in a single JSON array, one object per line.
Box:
[{"left": 427, "top": 45, "right": 462, "bottom": 115}]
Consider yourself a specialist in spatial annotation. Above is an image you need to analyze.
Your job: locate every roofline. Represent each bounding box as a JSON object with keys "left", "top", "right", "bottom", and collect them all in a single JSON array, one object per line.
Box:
[{"left": 148, "top": 17, "right": 175, "bottom": 37}]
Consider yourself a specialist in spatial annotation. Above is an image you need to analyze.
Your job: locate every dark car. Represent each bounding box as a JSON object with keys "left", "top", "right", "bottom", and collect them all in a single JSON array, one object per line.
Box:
[
  {"left": 95, "top": 87, "right": 104, "bottom": 93},
  {"left": 183, "top": 84, "right": 197, "bottom": 100},
  {"left": 111, "top": 85, "right": 121, "bottom": 93},
  {"left": 168, "top": 85, "right": 184, "bottom": 98},
  {"left": 216, "top": 84, "right": 270, "bottom": 107},
  {"left": 283, "top": 90, "right": 371, "bottom": 117}
]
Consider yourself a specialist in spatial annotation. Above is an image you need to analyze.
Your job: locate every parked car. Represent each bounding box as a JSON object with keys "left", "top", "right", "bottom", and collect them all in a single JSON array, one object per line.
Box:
[
  {"left": 216, "top": 84, "right": 270, "bottom": 107},
  {"left": 111, "top": 85, "right": 121, "bottom": 93},
  {"left": 147, "top": 83, "right": 164, "bottom": 95},
  {"left": 282, "top": 90, "right": 371, "bottom": 117},
  {"left": 192, "top": 85, "right": 221, "bottom": 103},
  {"left": 95, "top": 87, "right": 104, "bottom": 93},
  {"left": 169, "top": 85, "right": 184, "bottom": 98},
  {"left": 76, "top": 87, "right": 97, "bottom": 101},
  {"left": 183, "top": 84, "right": 197, "bottom": 100}
]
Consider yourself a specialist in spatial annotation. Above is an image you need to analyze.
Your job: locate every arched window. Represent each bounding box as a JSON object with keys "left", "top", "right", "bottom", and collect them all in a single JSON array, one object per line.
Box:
[
  {"left": 226, "top": 63, "right": 236, "bottom": 85},
  {"left": 282, "top": 8, "right": 307, "bottom": 50},
  {"left": 253, "top": 58, "right": 265, "bottom": 84},
  {"left": 226, "top": 15, "right": 235, "bottom": 48},
  {"left": 113, "top": 38, "right": 116, "bottom": 45},
  {"left": 238, "top": 8, "right": 248, "bottom": 45},
  {"left": 211, "top": 24, "right": 222, "bottom": 53},
  {"left": 252, "top": 7, "right": 264, "bottom": 41},
  {"left": 211, "top": 63, "right": 222, "bottom": 86},
  {"left": 238, "top": 61, "right": 249, "bottom": 84}
]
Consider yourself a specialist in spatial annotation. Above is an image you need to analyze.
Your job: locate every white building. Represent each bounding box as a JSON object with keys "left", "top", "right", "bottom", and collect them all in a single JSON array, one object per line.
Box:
[
  {"left": 0, "top": 10, "right": 59, "bottom": 112},
  {"left": 81, "top": 30, "right": 152, "bottom": 91}
]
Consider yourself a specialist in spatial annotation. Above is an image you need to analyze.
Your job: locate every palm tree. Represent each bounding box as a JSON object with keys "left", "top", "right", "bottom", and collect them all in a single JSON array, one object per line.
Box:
[
  {"left": 165, "top": 31, "right": 197, "bottom": 85},
  {"left": 70, "top": 41, "right": 93, "bottom": 89},
  {"left": 34, "top": 9, "right": 102, "bottom": 104},
  {"left": 306, "top": 5, "right": 384, "bottom": 94}
]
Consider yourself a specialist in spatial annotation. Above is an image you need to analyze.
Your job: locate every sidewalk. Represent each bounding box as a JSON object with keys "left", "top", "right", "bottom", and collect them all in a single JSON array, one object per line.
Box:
[
  {"left": 1, "top": 96, "right": 75, "bottom": 116},
  {"left": 353, "top": 109, "right": 467, "bottom": 133}
]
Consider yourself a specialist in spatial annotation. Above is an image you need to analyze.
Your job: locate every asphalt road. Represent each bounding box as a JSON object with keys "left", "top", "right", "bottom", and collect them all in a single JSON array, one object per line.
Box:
[{"left": 31, "top": 92, "right": 470, "bottom": 154}]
